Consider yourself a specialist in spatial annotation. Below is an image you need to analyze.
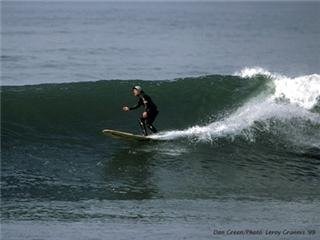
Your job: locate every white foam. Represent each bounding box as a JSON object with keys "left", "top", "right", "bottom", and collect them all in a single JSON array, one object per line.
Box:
[
  {"left": 151, "top": 67, "right": 320, "bottom": 141},
  {"left": 237, "top": 67, "right": 320, "bottom": 110},
  {"left": 151, "top": 100, "right": 320, "bottom": 141},
  {"left": 273, "top": 74, "right": 320, "bottom": 110},
  {"left": 236, "top": 66, "right": 273, "bottom": 78}
]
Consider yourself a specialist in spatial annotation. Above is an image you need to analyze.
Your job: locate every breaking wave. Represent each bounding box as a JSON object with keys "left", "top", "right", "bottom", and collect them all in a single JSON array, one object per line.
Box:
[{"left": 151, "top": 67, "right": 320, "bottom": 147}]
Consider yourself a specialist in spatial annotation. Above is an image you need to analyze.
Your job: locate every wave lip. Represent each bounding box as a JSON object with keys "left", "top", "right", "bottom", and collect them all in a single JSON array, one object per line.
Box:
[
  {"left": 237, "top": 67, "right": 320, "bottom": 110},
  {"left": 273, "top": 74, "right": 320, "bottom": 110}
]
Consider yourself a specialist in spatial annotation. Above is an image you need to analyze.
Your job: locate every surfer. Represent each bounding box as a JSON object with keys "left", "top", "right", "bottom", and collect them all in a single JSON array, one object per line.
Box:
[{"left": 122, "top": 86, "right": 159, "bottom": 136}]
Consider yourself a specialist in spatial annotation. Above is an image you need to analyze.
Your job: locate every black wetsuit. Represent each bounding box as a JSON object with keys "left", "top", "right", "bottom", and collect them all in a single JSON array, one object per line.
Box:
[{"left": 129, "top": 92, "right": 159, "bottom": 136}]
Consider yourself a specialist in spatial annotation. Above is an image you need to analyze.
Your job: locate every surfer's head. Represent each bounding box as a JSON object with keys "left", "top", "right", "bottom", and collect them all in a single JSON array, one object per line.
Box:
[{"left": 132, "top": 85, "right": 142, "bottom": 96}]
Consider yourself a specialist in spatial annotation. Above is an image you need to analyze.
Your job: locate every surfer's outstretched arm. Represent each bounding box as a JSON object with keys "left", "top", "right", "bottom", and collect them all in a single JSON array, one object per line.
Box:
[
  {"left": 123, "top": 98, "right": 142, "bottom": 111},
  {"left": 129, "top": 100, "right": 142, "bottom": 110},
  {"left": 123, "top": 101, "right": 141, "bottom": 112}
]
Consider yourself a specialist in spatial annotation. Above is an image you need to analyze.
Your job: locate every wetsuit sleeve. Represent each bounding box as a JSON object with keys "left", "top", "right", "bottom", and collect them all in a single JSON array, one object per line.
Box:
[{"left": 129, "top": 98, "right": 142, "bottom": 110}]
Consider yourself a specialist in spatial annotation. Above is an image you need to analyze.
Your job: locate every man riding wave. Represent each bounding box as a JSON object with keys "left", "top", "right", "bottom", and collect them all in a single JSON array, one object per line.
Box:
[{"left": 123, "top": 86, "right": 159, "bottom": 136}]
